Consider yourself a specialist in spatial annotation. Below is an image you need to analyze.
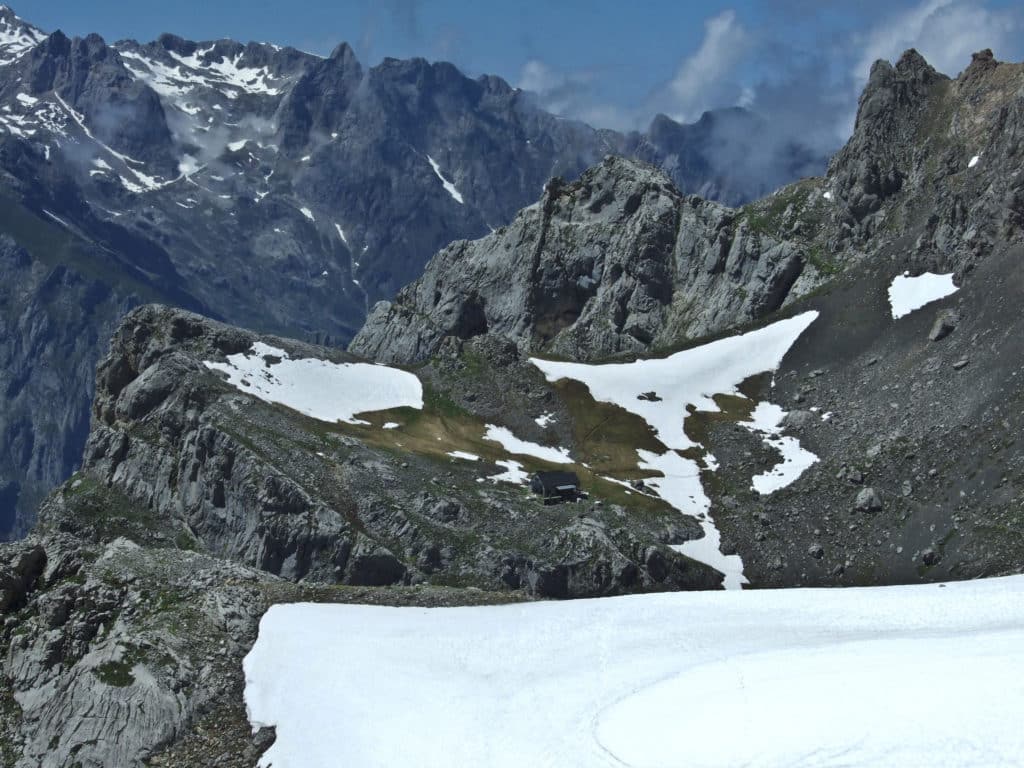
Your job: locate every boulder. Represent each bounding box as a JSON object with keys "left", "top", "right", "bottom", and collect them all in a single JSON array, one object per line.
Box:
[{"left": 855, "top": 487, "right": 883, "bottom": 512}]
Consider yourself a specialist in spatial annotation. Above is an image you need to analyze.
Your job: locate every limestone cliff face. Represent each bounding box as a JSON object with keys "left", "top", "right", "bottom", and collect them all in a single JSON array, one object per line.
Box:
[{"left": 351, "top": 156, "right": 807, "bottom": 364}]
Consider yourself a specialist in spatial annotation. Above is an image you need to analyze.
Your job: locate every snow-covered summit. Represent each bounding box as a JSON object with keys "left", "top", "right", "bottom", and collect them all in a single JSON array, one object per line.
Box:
[{"left": 0, "top": 4, "right": 45, "bottom": 66}]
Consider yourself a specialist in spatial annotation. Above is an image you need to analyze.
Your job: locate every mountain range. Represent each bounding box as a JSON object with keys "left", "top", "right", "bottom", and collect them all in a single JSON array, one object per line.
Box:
[
  {"left": 0, "top": 4, "right": 826, "bottom": 538},
  {"left": 1, "top": 3, "right": 1023, "bottom": 763}
]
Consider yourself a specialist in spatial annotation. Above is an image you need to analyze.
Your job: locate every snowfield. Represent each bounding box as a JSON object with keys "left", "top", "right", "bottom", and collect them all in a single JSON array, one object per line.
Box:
[
  {"left": 245, "top": 575, "right": 1024, "bottom": 768},
  {"left": 531, "top": 312, "right": 819, "bottom": 453},
  {"left": 888, "top": 271, "right": 959, "bottom": 319},
  {"left": 204, "top": 342, "right": 422, "bottom": 424}
]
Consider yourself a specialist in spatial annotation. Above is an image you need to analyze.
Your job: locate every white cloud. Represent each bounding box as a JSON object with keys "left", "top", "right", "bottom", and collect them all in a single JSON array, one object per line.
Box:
[
  {"left": 665, "top": 10, "right": 749, "bottom": 122},
  {"left": 517, "top": 59, "right": 570, "bottom": 96},
  {"left": 853, "top": 0, "right": 1022, "bottom": 80},
  {"left": 516, "top": 59, "right": 634, "bottom": 130}
]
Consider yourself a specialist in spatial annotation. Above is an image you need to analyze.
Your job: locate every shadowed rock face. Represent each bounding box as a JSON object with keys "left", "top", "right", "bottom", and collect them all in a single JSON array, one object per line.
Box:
[{"left": 0, "top": 236, "right": 137, "bottom": 539}]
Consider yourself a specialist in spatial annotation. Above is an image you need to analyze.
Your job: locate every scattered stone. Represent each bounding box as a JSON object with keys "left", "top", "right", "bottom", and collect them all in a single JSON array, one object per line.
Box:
[
  {"left": 839, "top": 467, "right": 865, "bottom": 484},
  {"left": 921, "top": 547, "right": 941, "bottom": 566},
  {"left": 855, "top": 487, "right": 883, "bottom": 512},
  {"left": 781, "top": 410, "right": 815, "bottom": 429},
  {"left": 928, "top": 310, "right": 959, "bottom": 341},
  {"left": 901, "top": 480, "right": 913, "bottom": 497},
  {"left": 808, "top": 543, "right": 825, "bottom": 559},
  {"left": 952, "top": 359, "right": 970, "bottom": 370}
]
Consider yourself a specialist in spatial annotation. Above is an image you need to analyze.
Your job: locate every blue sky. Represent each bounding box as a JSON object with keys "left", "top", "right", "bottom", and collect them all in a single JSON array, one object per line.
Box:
[{"left": 10, "top": 0, "right": 1024, "bottom": 142}]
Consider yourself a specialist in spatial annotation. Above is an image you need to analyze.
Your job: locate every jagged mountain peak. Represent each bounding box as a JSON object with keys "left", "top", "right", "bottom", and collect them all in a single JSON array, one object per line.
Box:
[{"left": 327, "top": 41, "right": 357, "bottom": 63}]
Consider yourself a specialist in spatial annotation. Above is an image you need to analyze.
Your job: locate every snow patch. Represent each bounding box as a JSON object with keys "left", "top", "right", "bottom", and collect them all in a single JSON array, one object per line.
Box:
[
  {"left": 741, "top": 401, "right": 819, "bottom": 494},
  {"left": 447, "top": 451, "right": 480, "bottom": 462},
  {"left": 204, "top": 341, "right": 422, "bottom": 425},
  {"left": 483, "top": 425, "right": 571, "bottom": 465},
  {"left": 968, "top": 154, "right": 981, "bottom": 168},
  {"left": 487, "top": 459, "right": 529, "bottom": 485},
  {"left": 382, "top": 422, "right": 400, "bottom": 430},
  {"left": 334, "top": 223, "right": 349, "bottom": 247},
  {"left": 888, "top": 272, "right": 959, "bottom": 319},
  {"left": 534, "top": 413, "right": 556, "bottom": 428},
  {"left": 299, "top": 207, "right": 315, "bottom": 222},
  {"left": 426, "top": 155, "right": 465, "bottom": 204}
]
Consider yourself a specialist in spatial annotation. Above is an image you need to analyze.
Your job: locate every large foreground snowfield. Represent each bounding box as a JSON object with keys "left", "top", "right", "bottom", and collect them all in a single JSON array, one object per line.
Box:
[
  {"left": 888, "top": 271, "right": 959, "bottom": 319},
  {"left": 245, "top": 575, "right": 1024, "bottom": 768},
  {"left": 204, "top": 342, "right": 422, "bottom": 424}
]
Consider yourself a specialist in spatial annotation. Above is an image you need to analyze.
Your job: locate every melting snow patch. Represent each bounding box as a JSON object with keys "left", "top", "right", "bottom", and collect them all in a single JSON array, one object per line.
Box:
[
  {"left": 888, "top": 272, "right": 959, "bottom": 319},
  {"left": 487, "top": 459, "right": 529, "bottom": 484},
  {"left": 426, "top": 155, "right": 465, "bottom": 204},
  {"left": 741, "top": 402, "right": 819, "bottom": 495},
  {"left": 483, "top": 425, "right": 571, "bottom": 464},
  {"left": 204, "top": 341, "right": 422, "bottom": 425},
  {"left": 245, "top": 574, "right": 1024, "bottom": 768},
  {"left": 447, "top": 451, "right": 480, "bottom": 462},
  {"left": 534, "top": 413, "right": 556, "bottom": 428}
]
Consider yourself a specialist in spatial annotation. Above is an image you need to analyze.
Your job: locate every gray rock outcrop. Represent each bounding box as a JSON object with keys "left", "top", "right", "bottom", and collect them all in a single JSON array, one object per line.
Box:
[{"left": 351, "top": 156, "right": 809, "bottom": 364}]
